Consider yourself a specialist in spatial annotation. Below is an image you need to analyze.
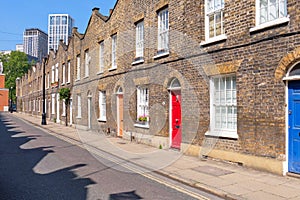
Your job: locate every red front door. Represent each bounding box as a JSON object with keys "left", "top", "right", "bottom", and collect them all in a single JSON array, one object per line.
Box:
[{"left": 171, "top": 91, "right": 181, "bottom": 149}]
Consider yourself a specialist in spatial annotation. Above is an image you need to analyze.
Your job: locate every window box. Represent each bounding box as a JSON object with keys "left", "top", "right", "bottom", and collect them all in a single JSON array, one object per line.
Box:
[{"left": 51, "top": 81, "right": 58, "bottom": 87}]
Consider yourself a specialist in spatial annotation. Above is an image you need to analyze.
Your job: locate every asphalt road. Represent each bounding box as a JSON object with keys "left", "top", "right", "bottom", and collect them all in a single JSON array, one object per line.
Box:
[{"left": 0, "top": 113, "right": 223, "bottom": 200}]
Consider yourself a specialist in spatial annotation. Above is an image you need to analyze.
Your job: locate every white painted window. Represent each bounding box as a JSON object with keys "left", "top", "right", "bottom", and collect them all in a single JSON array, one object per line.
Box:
[
  {"left": 136, "top": 21, "right": 144, "bottom": 58},
  {"left": 99, "top": 41, "right": 104, "bottom": 73},
  {"left": 67, "top": 61, "right": 71, "bottom": 83},
  {"left": 55, "top": 63, "right": 59, "bottom": 82},
  {"left": 29, "top": 101, "right": 31, "bottom": 111},
  {"left": 210, "top": 75, "right": 237, "bottom": 138},
  {"left": 158, "top": 8, "right": 169, "bottom": 54},
  {"left": 62, "top": 99, "right": 66, "bottom": 116},
  {"left": 77, "top": 94, "right": 81, "bottom": 118},
  {"left": 205, "top": 0, "right": 225, "bottom": 39},
  {"left": 257, "top": 0, "right": 287, "bottom": 25},
  {"left": 85, "top": 49, "right": 90, "bottom": 77},
  {"left": 51, "top": 66, "right": 55, "bottom": 83},
  {"left": 99, "top": 91, "right": 106, "bottom": 121},
  {"left": 137, "top": 87, "right": 149, "bottom": 122},
  {"left": 62, "top": 64, "right": 66, "bottom": 84},
  {"left": 52, "top": 94, "right": 55, "bottom": 114},
  {"left": 76, "top": 55, "right": 80, "bottom": 80},
  {"left": 111, "top": 34, "right": 117, "bottom": 69}
]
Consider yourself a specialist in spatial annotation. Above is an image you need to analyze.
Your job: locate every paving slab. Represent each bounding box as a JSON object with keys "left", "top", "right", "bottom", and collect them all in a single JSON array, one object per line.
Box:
[{"left": 242, "top": 191, "right": 286, "bottom": 200}]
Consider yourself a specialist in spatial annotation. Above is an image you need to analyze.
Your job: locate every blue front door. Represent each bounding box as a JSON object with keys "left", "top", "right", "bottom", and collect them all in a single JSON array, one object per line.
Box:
[{"left": 288, "top": 81, "right": 300, "bottom": 174}]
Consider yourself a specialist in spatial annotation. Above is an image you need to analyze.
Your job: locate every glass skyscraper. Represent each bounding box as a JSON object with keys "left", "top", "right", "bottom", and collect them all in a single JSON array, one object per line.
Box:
[
  {"left": 48, "top": 14, "right": 74, "bottom": 52},
  {"left": 23, "top": 28, "right": 48, "bottom": 61}
]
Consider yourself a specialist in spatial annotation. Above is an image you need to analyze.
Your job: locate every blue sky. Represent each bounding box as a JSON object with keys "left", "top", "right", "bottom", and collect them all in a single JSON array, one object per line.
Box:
[{"left": 0, "top": 0, "right": 117, "bottom": 51}]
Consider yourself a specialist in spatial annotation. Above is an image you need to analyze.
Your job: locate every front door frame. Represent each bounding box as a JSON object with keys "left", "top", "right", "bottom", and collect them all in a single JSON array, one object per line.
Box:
[
  {"left": 117, "top": 94, "right": 123, "bottom": 137},
  {"left": 169, "top": 89, "right": 182, "bottom": 149},
  {"left": 88, "top": 96, "right": 92, "bottom": 129},
  {"left": 284, "top": 62, "right": 300, "bottom": 175}
]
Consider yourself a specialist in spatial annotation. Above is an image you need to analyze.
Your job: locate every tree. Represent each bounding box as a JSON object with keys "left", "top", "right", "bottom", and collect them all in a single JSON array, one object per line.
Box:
[
  {"left": 0, "top": 51, "right": 32, "bottom": 102},
  {"left": 59, "top": 88, "right": 71, "bottom": 126}
]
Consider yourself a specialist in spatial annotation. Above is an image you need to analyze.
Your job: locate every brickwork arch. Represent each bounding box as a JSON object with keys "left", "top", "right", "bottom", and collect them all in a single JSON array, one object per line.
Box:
[{"left": 275, "top": 47, "right": 300, "bottom": 80}]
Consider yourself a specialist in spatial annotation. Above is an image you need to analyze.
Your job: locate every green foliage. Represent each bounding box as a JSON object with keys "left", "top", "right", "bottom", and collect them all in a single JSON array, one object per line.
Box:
[
  {"left": 59, "top": 88, "right": 71, "bottom": 103},
  {"left": 0, "top": 51, "right": 31, "bottom": 101}
]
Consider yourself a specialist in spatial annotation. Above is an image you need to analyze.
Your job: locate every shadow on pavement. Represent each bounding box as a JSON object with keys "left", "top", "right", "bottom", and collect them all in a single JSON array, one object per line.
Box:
[
  {"left": 0, "top": 113, "right": 95, "bottom": 200},
  {"left": 109, "top": 190, "right": 143, "bottom": 200}
]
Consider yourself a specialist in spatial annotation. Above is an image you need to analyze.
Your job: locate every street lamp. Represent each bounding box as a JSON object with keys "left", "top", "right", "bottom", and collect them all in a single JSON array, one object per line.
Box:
[
  {"left": 41, "top": 57, "right": 47, "bottom": 125},
  {"left": 10, "top": 86, "right": 13, "bottom": 113}
]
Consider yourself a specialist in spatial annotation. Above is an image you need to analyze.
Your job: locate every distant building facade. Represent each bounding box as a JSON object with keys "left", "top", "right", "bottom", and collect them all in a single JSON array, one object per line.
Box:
[
  {"left": 16, "top": 44, "right": 24, "bottom": 52},
  {"left": 23, "top": 28, "right": 48, "bottom": 61},
  {"left": 0, "top": 68, "right": 9, "bottom": 111},
  {"left": 48, "top": 14, "right": 74, "bottom": 52}
]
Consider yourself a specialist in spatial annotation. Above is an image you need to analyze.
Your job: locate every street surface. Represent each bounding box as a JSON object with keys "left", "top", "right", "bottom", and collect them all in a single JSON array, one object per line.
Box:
[{"left": 0, "top": 113, "right": 223, "bottom": 200}]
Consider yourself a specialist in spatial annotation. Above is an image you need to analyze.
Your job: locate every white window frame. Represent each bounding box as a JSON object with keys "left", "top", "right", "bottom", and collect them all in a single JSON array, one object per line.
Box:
[
  {"left": 135, "top": 87, "right": 149, "bottom": 127},
  {"left": 250, "top": 0, "right": 289, "bottom": 32},
  {"left": 136, "top": 21, "right": 144, "bottom": 59},
  {"left": 62, "top": 99, "right": 66, "bottom": 116},
  {"left": 207, "top": 75, "right": 237, "bottom": 138},
  {"left": 67, "top": 61, "right": 71, "bottom": 83},
  {"left": 33, "top": 99, "right": 36, "bottom": 111},
  {"left": 204, "top": 0, "right": 226, "bottom": 42},
  {"left": 99, "top": 41, "right": 104, "bottom": 73},
  {"left": 47, "top": 72, "right": 50, "bottom": 88},
  {"left": 76, "top": 55, "right": 81, "bottom": 80},
  {"left": 77, "top": 94, "right": 81, "bottom": 118},
  {"left": 55, "top": 63, "right": 59, "bottom": 82},
  {"left": 51, "top": 66, "right": 55, "bottom": 83},
  {"left": 84, "top": 49, "right": 90, "bottom": 77},
  {"left": 51, "top": 93, "right": 55, "bottom": 114},
  {"left": 98, "top": 91, "right": 106, "bottom": 121},
  {"left": 38, "top": 99, "right": 40, "bottom": 112},
  {"left": 62, "top": 63, "right": 66, "bottom": 84},
  {"left": 157, "top": 8, "right": 169, "bottom": 54},
  {"left": 111, "top": 34, "right": 117, "bottom": 69}
]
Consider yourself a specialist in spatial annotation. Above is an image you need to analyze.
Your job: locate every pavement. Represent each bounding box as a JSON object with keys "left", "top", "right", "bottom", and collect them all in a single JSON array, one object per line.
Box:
[{"left": 10, "top": 112, "right": 300, "bottom": 200}]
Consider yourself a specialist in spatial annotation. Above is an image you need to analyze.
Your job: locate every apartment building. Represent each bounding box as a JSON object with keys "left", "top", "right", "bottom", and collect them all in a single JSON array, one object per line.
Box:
[
  {"left": 17, "top": 0, "right": 300, "bottom": 175},
  {"left": 48, "top": 14, "right": 74, "bottom": 53},
  {"left": 23, "top": 28, "right": 48, "bottom": 61}
]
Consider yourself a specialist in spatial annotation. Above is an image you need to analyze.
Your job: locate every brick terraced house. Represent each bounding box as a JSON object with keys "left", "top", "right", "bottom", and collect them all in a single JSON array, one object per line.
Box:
[{"left": 16, "top": 0, "right": 300, "bottom": 175}]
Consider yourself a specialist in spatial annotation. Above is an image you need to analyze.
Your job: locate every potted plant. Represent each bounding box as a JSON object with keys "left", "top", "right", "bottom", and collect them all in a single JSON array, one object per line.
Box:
[{"left": 138, "top": 115, "right": 148, "bottom": 124}]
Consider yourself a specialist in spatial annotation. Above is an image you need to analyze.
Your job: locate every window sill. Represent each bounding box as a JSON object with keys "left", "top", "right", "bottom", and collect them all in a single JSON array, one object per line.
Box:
[
  {"left": 61, "top": 83, "right": 65, "bottom": 86},
  {"left": 76, "top": 116, "right": 82, "bottom": 119},
  {"left": 134, "top": 123, "right": 149, "bottom": 129},
  {"left": 75, "top": 79, "right": 80, "bottom": 82},
  {"left": 109, "top": 67, "right": 117, "bottom": 71},
  {"left": 153, "top": 51, "right": 169, "bottom": 60},
  {"left": 97, "top": 71, "right": 104, "bottom": 75},
  {"left": 200, "top": 34, "right": 227, "bottom": 46},
  {"left": 83, "top": 76, "right": 89, "bottom": 79},
  {"left": 132, "top": 58, "right": 144, "bottom": 65},
  {"left": 205, "top": 130, "right": 238, "bottom": 139},
  {"left": 61, "top": 114, "right": 66, "bottom": 117},
  {"left": 249, "top": 16, "right": 290, "bottom": 33},
  {"left": 97, "top": 118, "right": 107, "bottom": 122},
  {"left": 66, "top": 82, "right": 70, "bottom": 85}
]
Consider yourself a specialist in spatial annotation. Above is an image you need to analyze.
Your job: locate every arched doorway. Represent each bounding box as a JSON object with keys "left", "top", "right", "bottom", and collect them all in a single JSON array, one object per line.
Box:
[
  {"left": 168, "top": 78, "right": 182, "bottom": 149},
  {"left": 116, "top": 86, "right": 123, "bottom": 137},
  {"left": 284, "top": 62, "right": 300, "bottom": 174}
]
